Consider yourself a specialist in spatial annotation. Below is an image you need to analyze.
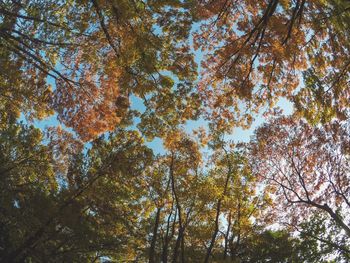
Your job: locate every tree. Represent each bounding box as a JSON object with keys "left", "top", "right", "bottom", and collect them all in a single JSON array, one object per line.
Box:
[
  {"left": 2, "top": 1, "right": 350, "bottom": 262},
  {"left": 0, "top": 0, "right": 198, "bottom": 140},
  {"left": 203, "top": 145, "right": 267, "bottom": 262},
  {"left": 194, "top": 0, "right": 350, "bottom": 131},
  {"left": 0, "top": 125, "right": 155, "bottom": 262},
  {"left": 0, "top": 122, "right": 57, "bottom": 262},
  {"left": 237, "top": 228, "right": 325, "bottom": 263},
  {"left": 250, "top": 115, "right": 350, "bottom": 246}
]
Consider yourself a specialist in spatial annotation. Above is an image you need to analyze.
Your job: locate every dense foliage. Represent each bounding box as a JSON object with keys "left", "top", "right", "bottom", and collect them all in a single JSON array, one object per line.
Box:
[{"left": 0, "top": 0, "right": 349, "bottom": 262}]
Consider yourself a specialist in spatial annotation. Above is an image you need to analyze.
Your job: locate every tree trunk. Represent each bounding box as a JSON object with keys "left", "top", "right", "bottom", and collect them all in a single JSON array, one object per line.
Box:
[
  {"left": 169, "top": 153, "right": 184, "bottom": 263},
  {"left": 149, "top": 207, "right": 161, "bottom": 263},
  {"left": 223, "top": 211, "right": 232, "bottom": 259},
  {"left": 204, "top": 156, "right": 232, "bottom": 263},
  {"left": 230, "top": 202, "right": 241, "bottom": 261},
  {"left": 162, "top": 201, "right": 175, "bottom": 263}
]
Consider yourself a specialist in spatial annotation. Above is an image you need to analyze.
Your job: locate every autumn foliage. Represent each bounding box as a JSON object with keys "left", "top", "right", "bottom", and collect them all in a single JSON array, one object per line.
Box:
[{"left": 0, "top": 0, "right": 350, "bottom": 262}]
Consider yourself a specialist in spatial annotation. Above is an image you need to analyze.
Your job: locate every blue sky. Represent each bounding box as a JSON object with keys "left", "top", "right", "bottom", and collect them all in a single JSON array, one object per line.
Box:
[
  {"left": 24, "top": 94, "right": 293, "bottom": 155},
  {"left": 21, "top": 20, "right": 295, "bottom": 155}
]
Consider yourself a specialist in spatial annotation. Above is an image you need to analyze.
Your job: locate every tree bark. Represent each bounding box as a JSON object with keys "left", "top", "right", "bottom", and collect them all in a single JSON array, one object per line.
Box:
[
  {"left": 149, "top": 207, "right": 161, "bottom": 263},
  {"left": 162, "top": 200, "right": 175, "bottom": 263},
  {"left": 223, "top": 211, "right": 232, "bottom": 259},
  {"left": 169, "top": 153, "right": 184, "bottom": 263},
  {"left": 204, "top": 152, "right": 232, "bottom": 263}
]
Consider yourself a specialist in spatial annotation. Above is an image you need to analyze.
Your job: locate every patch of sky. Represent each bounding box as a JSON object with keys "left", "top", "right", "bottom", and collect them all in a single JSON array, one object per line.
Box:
[
  {"left": 21, "top": 10, "right": 298, "bottom": 156},
  {"left": 225, "top": 97, "right": 294, "bottom": 143}
]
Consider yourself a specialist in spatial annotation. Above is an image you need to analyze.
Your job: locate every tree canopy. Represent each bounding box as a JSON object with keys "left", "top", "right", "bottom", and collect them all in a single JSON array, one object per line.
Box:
[{"left": 1, "top": 0, "right": 350, "bottom": 262}]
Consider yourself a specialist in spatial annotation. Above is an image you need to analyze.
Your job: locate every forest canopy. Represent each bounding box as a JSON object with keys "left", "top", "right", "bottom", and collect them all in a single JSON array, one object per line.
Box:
[{"left": 0, "top": 0, "right": 350, "bottom": 262}]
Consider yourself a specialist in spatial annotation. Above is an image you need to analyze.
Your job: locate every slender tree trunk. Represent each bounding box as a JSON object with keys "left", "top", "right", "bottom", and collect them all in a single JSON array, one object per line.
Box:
[
  {"left": 204, "top": 158, "right": 232, "bottom": 263},
  {"left": 162, "top": 200, "right": 175, "bottom": 263},
  {"left": 204, "top": 201, "right": 221, "bottom": 263},
  {"left": 230, "top": 202, "right": 241, "bottom": 261},
  {"left": 181, "top": 231, "right": 185, "bottom": 263},
  {"left": 171, "top": 208, "right": 177, "bottom": 239},
  {"left": 149, "top": 207, "right": 161, "bottom": 263},
  {"left": 169, "top": 153, "right": 184, "bottom": 263},
  {"left": 223, "top": 211, "right": 232, "bottom": 260},
  {"left": 173, "top": 224, "right": 184, "bottom": 263}
]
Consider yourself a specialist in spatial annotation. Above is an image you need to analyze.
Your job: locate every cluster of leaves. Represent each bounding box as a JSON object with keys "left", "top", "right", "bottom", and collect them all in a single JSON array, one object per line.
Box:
[
  {"left": 195, "top": 0, "right": 350, "bottom": 132},
  {"left": 1, "top": 0, "right": 350, "bottom": 262},
  {"left": 0, "top": 0, "right": 199, "bottom": 140},
  {"left": 0, "top": 124, "right": 333, "bottom": 262}
]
